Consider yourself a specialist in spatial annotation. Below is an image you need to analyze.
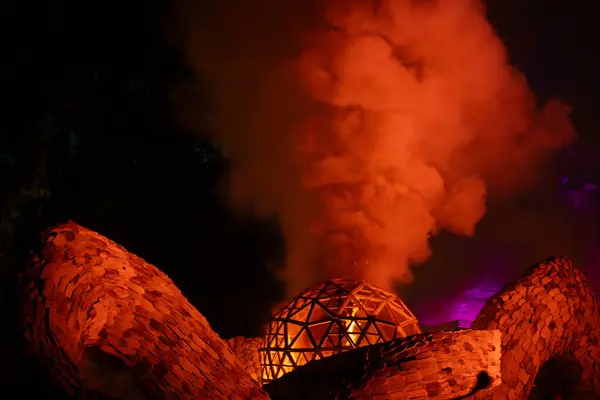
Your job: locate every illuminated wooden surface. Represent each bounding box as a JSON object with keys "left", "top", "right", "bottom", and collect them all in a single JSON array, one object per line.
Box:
[
  {"left": 472, "top": 257, "right": 600, "bottom": 399},
  {"left": 260, "top": 278, "right": 421, "bottom": 385},
  {"left": 21, "top": 221, "right": 267, "bottom": 399}
]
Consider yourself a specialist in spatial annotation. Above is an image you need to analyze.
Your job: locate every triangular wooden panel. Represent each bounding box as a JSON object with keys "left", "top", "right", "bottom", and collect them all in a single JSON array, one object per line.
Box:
[
  {"left": 259, "top": 277, "right": 421, "bottom": 385},
  {"left": 293, "top": 329, "right": 311, "bottom": 350},
  {"left": 376, "top": 304, "right": 397, "bottom": 324},
  {"left": 286, "top": 325, "right": 303, "bottom": 348},
  {"left": 366, "top": 323, "right": 378, "bottom": 335},
  {"left": 288, "top": 304, "right": 311, "bottom": 323},
  {"left": 310, "top": 303, "right": 330, "bottom": 323},
  {"left": 308, "top": 321, "right": 330, "bottom": 347},
  {"left": 348, "top": 332, "right": 362, "bottom": 346},
  {"left": 377, "top": 323, "right": 398, "bottom": 342},
  {"left": 299, "top": 352, "right": 312, "bottom": 365}
]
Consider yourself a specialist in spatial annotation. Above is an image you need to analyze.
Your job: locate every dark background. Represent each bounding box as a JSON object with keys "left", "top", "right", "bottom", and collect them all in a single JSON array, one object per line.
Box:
[{"left": 0, "top": 0, "right": 598, "bottom": 397}]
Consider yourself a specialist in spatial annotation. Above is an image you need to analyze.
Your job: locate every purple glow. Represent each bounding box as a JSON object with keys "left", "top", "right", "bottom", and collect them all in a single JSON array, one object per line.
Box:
[
  {"left": 448, "top": 285, "right": 499, "bottom": 326},
  {"left": 561, "top": 176, "right": 598, "bottom": 212},
  {"left": 414, "top": 283, "right": 501, "bottom": 329},
  {"left": 560, "top": 175, "right": 600, "bottom": 293},
  {"left": 413, "top": 173, "right": 600, "bottom": 329}
]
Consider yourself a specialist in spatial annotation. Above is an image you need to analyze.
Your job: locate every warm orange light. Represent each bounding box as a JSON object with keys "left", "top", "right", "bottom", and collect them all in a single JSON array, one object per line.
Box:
[
  {"left": 183, "top": 0, "right": 575, "bottom": 298},
  {"left": 21, "top": 222, "right": 267, "bottom": 399},
  {"left": 259, "top": 278, "right": 421, "bottom": 385}
]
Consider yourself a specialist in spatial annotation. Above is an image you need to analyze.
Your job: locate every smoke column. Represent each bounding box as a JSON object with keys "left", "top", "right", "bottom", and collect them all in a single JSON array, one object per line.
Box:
[{"left": 175, "top": 0, "right": 574, "bottom": 296}]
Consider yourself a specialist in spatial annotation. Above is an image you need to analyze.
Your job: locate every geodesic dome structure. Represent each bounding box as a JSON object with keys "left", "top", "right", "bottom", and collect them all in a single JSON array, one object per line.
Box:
[{"left": 260, "top": 278, "right": 421, "bottom": 384}]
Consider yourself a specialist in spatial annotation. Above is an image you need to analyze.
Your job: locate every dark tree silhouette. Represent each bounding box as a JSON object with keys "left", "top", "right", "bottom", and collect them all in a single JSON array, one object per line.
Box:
[{"left": 0, "top": 0, "right": 284, "bottom": 397}]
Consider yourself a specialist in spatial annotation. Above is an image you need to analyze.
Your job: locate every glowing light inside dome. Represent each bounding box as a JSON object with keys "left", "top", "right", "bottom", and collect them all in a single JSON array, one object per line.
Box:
[{"left": 259, "top": 278, "right": 421, "bottom": 385}]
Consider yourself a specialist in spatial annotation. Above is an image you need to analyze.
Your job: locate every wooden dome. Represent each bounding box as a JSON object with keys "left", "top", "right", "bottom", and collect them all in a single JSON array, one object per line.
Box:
[{"left": 260, "top": 278, "right": 421, "bottom": 384}]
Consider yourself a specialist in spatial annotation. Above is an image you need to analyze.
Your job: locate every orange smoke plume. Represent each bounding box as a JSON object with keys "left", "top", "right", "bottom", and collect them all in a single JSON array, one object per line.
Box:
[{"left": 176, "top": 0, "right": 574, "bottom": 296}]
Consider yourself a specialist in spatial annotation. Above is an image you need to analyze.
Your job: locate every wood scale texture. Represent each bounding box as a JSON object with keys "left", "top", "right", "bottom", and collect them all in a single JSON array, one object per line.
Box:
[
  {"left": 264, "top": 329, "right": 502, "bottom": 399},
  {"left": 261, "top": 257, "right": 600, "bottom": 399},
  {"left": 226, "top": 337, "right": 263, "bottom": 384},
  {"left": 21, "top": 221, "right": 268, "bottom": 400},
  {"left": 20, "top": 223, "right": 600, "bottom": 399},
  {"left": 471, "top": 256, "right": 600, "bottom": 400}
]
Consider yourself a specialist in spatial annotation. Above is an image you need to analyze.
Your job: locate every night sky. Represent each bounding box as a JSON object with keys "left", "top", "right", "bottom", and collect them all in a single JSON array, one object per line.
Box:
[{"left": 1, "top": 0, "right": 598, "bottom": 397}]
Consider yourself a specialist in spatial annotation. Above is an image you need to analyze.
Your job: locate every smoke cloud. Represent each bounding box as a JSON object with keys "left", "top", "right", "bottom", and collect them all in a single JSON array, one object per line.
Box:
[{"left": 174, "top": 0, "right": 575, "bottom": 297}]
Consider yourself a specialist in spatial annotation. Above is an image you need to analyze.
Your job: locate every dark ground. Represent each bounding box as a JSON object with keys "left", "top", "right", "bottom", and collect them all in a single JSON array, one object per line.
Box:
[{"left": 1, "top": 0, "right": 599, "bottom": 398}]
